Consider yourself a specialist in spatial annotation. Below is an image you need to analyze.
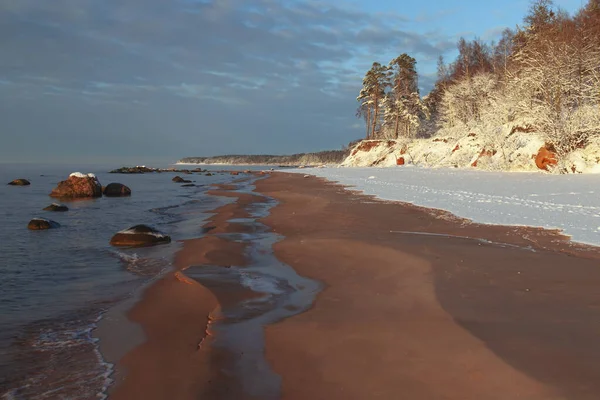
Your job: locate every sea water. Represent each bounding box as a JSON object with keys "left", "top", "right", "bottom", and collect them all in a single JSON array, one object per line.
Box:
[{"left": 0, "top": 163, "right": 255, "bottom": 399}]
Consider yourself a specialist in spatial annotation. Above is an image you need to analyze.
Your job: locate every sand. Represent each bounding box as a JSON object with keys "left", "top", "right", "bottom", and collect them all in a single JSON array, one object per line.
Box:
[{"left": 108, "top": 172, "right": 600, "bottom": 400}]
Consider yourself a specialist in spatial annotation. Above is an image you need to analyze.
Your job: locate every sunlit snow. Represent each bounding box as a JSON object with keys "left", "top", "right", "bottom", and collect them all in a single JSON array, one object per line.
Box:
[{"left": 292, "top": 166, "right": 600, "bottom": 246}]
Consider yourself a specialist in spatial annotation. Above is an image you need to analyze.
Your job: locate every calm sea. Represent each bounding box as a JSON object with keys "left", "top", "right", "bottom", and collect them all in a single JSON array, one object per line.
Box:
[{"left": 0, "top": 163, "right": 268, "bottom": 399}]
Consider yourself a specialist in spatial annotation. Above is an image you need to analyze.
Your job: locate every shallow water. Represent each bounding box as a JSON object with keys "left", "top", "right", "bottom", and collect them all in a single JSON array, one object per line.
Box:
[
  {"left": 185, "top": 178, "right": 322, "bottom": 399},
  {"left": 0, "top": 163, "right": 245, "bottom": 398}
]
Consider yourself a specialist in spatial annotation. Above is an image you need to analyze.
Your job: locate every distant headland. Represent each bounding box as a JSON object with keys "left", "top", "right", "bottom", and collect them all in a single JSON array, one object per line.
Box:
[{"left": 177, "top": 149, "right": 350, "bottom": 166}]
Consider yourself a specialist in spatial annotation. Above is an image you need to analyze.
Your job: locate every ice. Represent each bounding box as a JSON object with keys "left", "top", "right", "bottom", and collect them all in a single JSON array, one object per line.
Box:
[{"left": 291, "top": 167, "right": 600, "bottom": 246}]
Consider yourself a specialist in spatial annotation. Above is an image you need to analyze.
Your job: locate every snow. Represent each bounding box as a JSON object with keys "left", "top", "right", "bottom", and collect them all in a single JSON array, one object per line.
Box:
[
  {"left": 118, "top": 227, "right": 167, "bottom": 238},
  {"left": 291, "top": 166, "right": 600, "bottom": 246},
  {"left": 69, "top": 172, "right": 97, "bottom": 179},
  {"left": 343, "top": 134, "right": 600, "bottom": 173}
]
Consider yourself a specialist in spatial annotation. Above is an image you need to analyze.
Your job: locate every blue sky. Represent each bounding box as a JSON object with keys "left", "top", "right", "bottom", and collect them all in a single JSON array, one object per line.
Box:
[{"left": 0, "top": 0, "right": 584, "bottom": 164}]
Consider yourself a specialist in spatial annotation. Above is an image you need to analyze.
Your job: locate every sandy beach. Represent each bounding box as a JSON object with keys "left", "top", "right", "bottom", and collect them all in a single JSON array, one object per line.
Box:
[{"left": 106, "top": 172, "right": 600, "bottom": 400}]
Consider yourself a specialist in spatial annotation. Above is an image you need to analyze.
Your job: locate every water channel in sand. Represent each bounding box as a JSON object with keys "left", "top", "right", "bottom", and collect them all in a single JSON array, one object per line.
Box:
[{"left": 184, "top": 177, "right": 323, "bottom": 399}]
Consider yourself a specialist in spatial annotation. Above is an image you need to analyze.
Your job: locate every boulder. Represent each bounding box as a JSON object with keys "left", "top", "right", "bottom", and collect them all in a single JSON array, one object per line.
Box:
[
  {"left": 28, "top": 218, "right": 60, "bottom": 230},
  {"left": 181, "top": 183, "right": 195, "bottom": 187},
  {"left": 43, "top": 203, "right": 69, "bottom": 212},
  {"left": 172, "top": 176, "right": 191, "bottom": 183},
  {"left": 8, "top": 179, "right": 30, "bottom": 186},
  {"left": 50, "top": 173, "right": 102, "bottom": 198},
  {"left": 396, "top": 157, "right": 405, "bottom": 166},
  {"left": 231, "top": 171, "right": 239, "bottom": 176},
  {"left": 535, "top": 145, "right": 558, "bottom": 171},
  {"left": 110, "top": 224, "right": 171, "bottom": 247},
  {"left": 205, "top": 173, "right": 213, "bottom": 176},
  {"left": 103, "top": 182, "right": 132, "bottom": 197}
]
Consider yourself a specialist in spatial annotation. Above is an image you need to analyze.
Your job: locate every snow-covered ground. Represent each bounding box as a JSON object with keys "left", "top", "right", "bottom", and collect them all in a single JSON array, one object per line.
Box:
[{"left": 292, "top": 166, "right": 600, "bottom": 246}]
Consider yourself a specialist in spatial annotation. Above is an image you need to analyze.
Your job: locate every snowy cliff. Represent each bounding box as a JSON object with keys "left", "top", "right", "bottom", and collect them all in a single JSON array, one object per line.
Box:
[{"left": 342, "top": 126, "right": 600, "bottom": 174}]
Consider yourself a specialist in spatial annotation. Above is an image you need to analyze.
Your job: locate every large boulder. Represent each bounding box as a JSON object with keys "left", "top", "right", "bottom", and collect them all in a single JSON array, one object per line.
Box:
[
  {"left": 50, "top": 173, "right": 102, "bottom": 198},
  {"left": 43, "top": 203, "right": 69, "bottom": 212},
  {"left": 535, "top": 145, "right": 558, "bottom": 171},
  {"left": 103, "top": 182, "right": 132, "bottom": 197},
  {"left": 8, "top": 179, "right": 30, "bottom": 186},
  {"left": 28, "top": 218, "right": 60, "bottom": 230},
  {"left": 110, "top": 225, "right": 171, "bottom": 247}
]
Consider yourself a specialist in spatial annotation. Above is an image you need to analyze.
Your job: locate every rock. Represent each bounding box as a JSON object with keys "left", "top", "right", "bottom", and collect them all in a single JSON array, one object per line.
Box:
[
  {"left": 205, "top": 173, "right": 213, "bottom": 176},
  {"left": 110, "top": 225, "right": 171, "bottom": 247},
  {"left": 230, "top": 171, "right": 239, "bottom": 176},
  {"left": 471, "top": 149, "right": 496, "bottom": 167},
  {"left": 181, "top": 183, "right": 195, "bottom": 187},
  {"left": 28, "top": 218, "right": 60, "bottom": 230},
  {"left": 103, "top": 183, "right": 132, "bottom": 197},
  {"left": 535, "top": 145, "right": 558, "bottom": 171},
  {"left": 8, "top": 179, "right": 30, "bottom": 186},
  {"left": 43, "top": 203, "right": 69, "bottom": 212},
  {"left": 396, "top": 157, "right": 405, "bottom": 166},
  {"left": 172, "top": 176, "right": 191, "bottom": 183},
  {"left": 50, "top": 173, "right": 102, "bottom": 198},
  {"left": 110, "top": 166, "right": 157, "bottom": 174}
]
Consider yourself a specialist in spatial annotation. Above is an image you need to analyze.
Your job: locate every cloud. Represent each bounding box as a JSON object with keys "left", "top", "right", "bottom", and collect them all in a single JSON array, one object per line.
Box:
[{"left": 0, "top": 0, "right": 458, "bottom": 162}]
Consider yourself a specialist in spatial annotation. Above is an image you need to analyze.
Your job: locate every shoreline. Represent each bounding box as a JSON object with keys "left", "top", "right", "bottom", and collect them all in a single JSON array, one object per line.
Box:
[
  {"left": 256, "top": 173, "right": 600, "bottom": 399},
  {"left": 104, "top": 171, "right": 600, "bottom": 399}
]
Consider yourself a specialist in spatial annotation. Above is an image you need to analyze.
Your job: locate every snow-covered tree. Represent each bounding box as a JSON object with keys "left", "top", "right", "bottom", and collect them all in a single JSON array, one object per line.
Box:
[
  {"left": 439, "top": 73, "right": 497, "bottom": 128},
  {"left": 383, "top": 54, "right": 426, "bottom": 138},
  {"left": 357, "top": 62, "right": 391, "bottom": 139}
]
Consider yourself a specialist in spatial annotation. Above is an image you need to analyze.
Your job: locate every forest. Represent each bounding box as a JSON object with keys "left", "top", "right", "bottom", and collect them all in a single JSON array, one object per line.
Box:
[{"left": 356, "top": 0, "right": 600, "bottom": 158}]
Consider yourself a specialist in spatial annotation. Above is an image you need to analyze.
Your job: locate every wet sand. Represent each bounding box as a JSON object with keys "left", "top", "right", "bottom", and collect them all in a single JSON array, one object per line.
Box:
[
  {"left": 108, "top": 172, "right": 600, "bottom": 400},
  {"left": 257, "top": 172, "right": 600, "bottom": 400},
  {"left": 109, "top": 181, "right": 266, "bottom": 399}
]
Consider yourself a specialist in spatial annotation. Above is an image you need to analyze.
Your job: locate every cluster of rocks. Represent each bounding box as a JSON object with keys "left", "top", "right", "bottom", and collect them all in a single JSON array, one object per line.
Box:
[
  {"left": 11, "top": 167, "right": 262, "bottom": 245},
  {"left": 110, "top": 166, "right": 206, "bottom": 174},
  {"left": 11, "top": 172, "right": 137, "bottom": 233}
]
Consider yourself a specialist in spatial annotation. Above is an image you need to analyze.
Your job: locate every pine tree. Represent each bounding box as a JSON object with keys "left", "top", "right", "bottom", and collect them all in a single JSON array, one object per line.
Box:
[
  {"left": 385, "top": 54, "right": 425, "bottom": 138},
  {"left": 357, "top": 62, "right": 391, "bottom": 139}
]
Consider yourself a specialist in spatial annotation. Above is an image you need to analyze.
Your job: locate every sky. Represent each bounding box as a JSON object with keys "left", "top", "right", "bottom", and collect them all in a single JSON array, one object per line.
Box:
[{"left": 0, "top": 0, "right": 584, "bottom": 164}]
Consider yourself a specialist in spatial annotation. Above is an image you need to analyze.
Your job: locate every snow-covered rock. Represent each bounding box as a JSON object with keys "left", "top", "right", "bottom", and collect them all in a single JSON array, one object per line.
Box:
[{"left": 50, "top": 173, "right": 102, "bottom": 198}]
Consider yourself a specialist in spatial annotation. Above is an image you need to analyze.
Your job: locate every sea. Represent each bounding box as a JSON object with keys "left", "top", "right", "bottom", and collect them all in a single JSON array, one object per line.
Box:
[{"left": 0, "top": 163, "right": 271, "bottom": 399}]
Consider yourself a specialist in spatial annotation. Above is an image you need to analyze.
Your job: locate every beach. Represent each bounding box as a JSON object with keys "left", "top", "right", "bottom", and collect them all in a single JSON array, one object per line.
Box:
[{"left": 103, "top": 171, "right": 600, "bottom": 399}]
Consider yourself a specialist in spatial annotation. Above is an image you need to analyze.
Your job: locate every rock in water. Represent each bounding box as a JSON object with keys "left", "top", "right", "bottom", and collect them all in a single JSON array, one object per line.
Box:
[
  {"left": 181, "top": 183, "right": 195, "bottom": 187},
  {"left": 103, "top": 182, "right": 132, "bottom": 197},
  {"left": 8, "top": 179, "right": 30, "bottom": 186},
  {"left": 172, "top": 176, "right": 191, "bottom": 183},
  {"left": 43, "top": 203, "right": 69, "bottom": 212},
  {"left": 28, "top": 218, "right": 60, "bottom": 230},
  {"left": 50, "top": 172, "right": 102, "bottom": 198},
  {"left": 110, "top": 225, "right": 171, "bottom": 247}
]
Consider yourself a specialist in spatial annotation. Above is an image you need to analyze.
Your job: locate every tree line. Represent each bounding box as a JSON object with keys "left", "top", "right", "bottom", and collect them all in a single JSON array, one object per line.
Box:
[{"left": 357, "top": 0, "right": 600, "bottom": 155}]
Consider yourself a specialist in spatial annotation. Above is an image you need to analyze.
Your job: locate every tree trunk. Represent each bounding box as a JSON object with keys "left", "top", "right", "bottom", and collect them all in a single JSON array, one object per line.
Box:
[
  {"left": 366, "top": 107, "right": 372, "bottom": 139},
  {"left": 371, "top": 95, "right": 379, "bottom": 139}
]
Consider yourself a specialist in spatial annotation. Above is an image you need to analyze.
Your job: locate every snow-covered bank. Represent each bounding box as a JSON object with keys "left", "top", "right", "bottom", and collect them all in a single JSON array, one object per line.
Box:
[
  {"left": 343, "top": 132, "right": 600, "bottom": 174},
  {"left": 292, "top": 166, "right": 600, "bottom": 246}
]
